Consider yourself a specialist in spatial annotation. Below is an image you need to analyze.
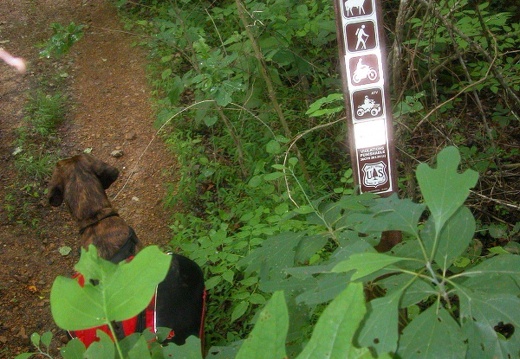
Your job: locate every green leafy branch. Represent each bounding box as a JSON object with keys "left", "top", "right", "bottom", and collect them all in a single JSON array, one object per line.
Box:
[
  {"left": 17, "top": 245, "right": 178, "bottom": 359},
  {"left": 39, "top": 22, "right": 84, "bottom": 59},
  {"left": 240, "top": 146, "right": 520, "bottom": 358}
]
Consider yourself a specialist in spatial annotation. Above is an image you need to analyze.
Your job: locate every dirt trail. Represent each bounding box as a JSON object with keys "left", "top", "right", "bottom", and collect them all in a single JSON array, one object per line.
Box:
[{"left": 0, "top": 0, "right": 176, "bottom": 355}]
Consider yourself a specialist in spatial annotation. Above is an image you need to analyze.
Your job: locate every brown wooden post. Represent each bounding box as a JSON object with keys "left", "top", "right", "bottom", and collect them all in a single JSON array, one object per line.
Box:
[{"left": 333, "top": 0, "right": 401, "bottom": 250}]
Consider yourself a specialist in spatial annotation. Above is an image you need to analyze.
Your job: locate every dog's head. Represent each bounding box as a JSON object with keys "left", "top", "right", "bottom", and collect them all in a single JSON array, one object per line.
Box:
[{"left": 48, "top": 154, "right": 119, "bottom": 207}]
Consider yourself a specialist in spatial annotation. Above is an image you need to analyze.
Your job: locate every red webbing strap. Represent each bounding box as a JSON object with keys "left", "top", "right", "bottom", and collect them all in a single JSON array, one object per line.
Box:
[{"left": 199, "top": 289, "right": 207, "bottom": 355}]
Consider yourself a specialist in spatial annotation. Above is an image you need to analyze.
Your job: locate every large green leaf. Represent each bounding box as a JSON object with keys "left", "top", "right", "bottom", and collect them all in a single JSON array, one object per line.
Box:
[
  {"left": 388, "top": 240, "right": 428, "bottom": 269},
  {"left": 83, "top": 330, "right": 115, "bottom": 359},
  {"left": 455, "top": 286, "right": 520, "bottom": 358},
  {"left": 260, "top": 273, "right": 316, "bottom": 295},
  {"left": 60, "top": 338, "right": 87, "bottom": 359},
  {"left": 236, "top": 291, "right": 288, "bottom": 359},
  {"left": 416, "top": 146, "right": 478, "bottom": 234},
  {"left": 358, "top": 194, "right": 426, "bottom": 237},
  {"left": 60, "top": 338, "right": 86, "bottom": 359},
  {"left": 162, "top": 337, "right": 203, "bottom": 359},
  {"left": 127, "top": 336, "right": 151, "bottom": 359},
  {"left": 398, "top": 305, "right": 467, "bottom": 358},
  {"left": 239, "top": 232, "right": 303, "bottom": 279},
  {"left": 421, "top": 206, "right": 475, "bottom": 268},
  {"left": 356, "top": 288, "right": 402, "bottom": 355},
  {"left": 451, "top": 255, "right": 520, "bottom": 357},
  {"left": 51, "top": 245, "right": 171, "bottom": 330},
  {"left": 287, "top": 241, "right": 372, "bottom": 305},
  {"left": 454, "top": 254, "right": 520, "bottom": 290},
  {"left": 295, "top": 273, "right": 350, "bottom": 306},
  {"left": 463, "top": 316, "right": 520, "bottom": 359},
  {"left": 294, "top": 234, "right": 328, "bottom": 264},
  {"left": 297, "top": 282, "right": 381, "bottom": 359},
  {"left": 331, "top": 252, "right": 409, "bottom": 280},
  {"left": 379, "top": 274, "right": 436, "bottom": 308}
]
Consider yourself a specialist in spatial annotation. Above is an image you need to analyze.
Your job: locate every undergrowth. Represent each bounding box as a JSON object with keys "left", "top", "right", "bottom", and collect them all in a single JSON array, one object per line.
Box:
[
  {"left": 3, "top": 22, "right": 80, "bottom": 226},
  {"left": 113, "top": 0, "right": 520, "bottom": 355},
  {"left": 4, "top": 89, "right": 66, "bottom": 225},
  {"left": 19, "top": 146, "right": 520, "bottom": 358},
  {"left": 11, "top": 1, "right": 520, "bottom": 358}
]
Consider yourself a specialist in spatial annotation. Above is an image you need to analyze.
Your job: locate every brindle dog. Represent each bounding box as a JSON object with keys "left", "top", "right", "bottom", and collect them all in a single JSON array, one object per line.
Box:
[
  {"left": 48, "top": 154, "right": 205, "bottom": 346},
  {"left": 48, "top": 153, "right": 137, "bottom": 259}
]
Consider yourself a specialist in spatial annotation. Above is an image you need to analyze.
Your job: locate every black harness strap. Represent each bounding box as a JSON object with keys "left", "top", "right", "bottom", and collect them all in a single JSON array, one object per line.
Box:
[
  {"left": 109, "top": 227, "right": 139, "bottom": 264},
  {"left": 79, "top": 212, "right": 120, "bottom": 235}
]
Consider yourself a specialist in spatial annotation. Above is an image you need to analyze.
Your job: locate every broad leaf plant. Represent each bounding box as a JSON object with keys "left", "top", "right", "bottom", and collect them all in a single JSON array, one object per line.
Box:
[{"left": 239, "top": 146, "right": 520, "bottom": 358}]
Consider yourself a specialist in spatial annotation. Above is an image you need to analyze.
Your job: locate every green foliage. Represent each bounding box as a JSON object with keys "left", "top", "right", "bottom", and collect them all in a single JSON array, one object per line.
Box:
[
  {"left": 19, "top": 246, "right": 203, "bottom": 359},
  {"left": 39, "top": 22, "right": 84, "bottom": 58},
  {"left": 17, "top": 146, "right": 520, "bottom": 358},
  {"left": 24, "top": 90, "right": 67, "bottom": 137},
  {"left": 124, "top": 0, "right": 345, "bottom": 190},
  {"left": 15, "top": 332, "right": 54, "bottom": 359},
  {"left": 18, "top": 328, "right": 204, "bottom": 359},
  {"left": 394, "top": 0, "right": 520, "bottom": 196},
  {"left": 237, "top": 147, "right": 520, "bottom": 358},
  {"left": 232, "top": 285, "right": 392, "bottom": 359},
  {"left": 305, "top": 93, "right": 344, "bottom": 118},
  {"left": 235, "top": 291, "right": 288, "bottom": 359},
  {"left": 112, "top": 0, "right": 520, "bottom": 356},
  {"left": 51, "top": 245, "right": 171, "bottom": 330},
  {"left": 295, "top": 283, "right": 379, "bottom": 359},
  {"left": 5, "top": 17, "right": 79, "bottom": 227},
  {"left": 13, "top": 89, "right": 66, "bottom": 181},
  {"left": 5, "top": 87, "right": 65, "bottom": 225},
  {"left": 13, "top": 150, "right": 57, "bottom": 182},
  {"left": 416, "top": 146, "right": 478, "bottom": 234}
]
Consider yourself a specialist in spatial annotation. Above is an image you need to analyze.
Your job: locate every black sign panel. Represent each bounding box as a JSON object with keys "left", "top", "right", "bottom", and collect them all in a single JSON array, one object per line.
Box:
[{"left": 334, "top": 0, "right": 397, "bottom": 195}]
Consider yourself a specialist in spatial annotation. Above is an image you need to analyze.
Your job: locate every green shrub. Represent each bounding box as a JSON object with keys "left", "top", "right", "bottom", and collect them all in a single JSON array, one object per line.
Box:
[
  {"left": 19, "top": 147, "right": 520, "bottom": 358},
  {"left": 24, "top": 90, "right": 67, "bottom": 137},
  {"left": 39, "top": 22, "right": 84, "bottom": 59},
  {"left": 114, "top": 0, "right": 520, "bottom": 355}
]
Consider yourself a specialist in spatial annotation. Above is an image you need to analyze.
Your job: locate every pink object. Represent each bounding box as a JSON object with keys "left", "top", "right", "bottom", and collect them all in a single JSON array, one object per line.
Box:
[{"left": 0, "top": 48, "right": 26, "bottom": 73}]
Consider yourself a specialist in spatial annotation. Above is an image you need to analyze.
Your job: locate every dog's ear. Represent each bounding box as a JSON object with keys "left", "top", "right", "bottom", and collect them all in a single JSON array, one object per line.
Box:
[
  {"left": 88, "top": 155, "right": 119, "bottom": 189},
  {"left": 48, "top": 170, "right": 64, "bottom": 207},
  {"left": 48, "top": 185, "right": 64, "bottom": 206}
]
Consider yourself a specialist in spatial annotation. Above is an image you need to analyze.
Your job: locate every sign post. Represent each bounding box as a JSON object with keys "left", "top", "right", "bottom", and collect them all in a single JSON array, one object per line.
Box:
[
  {"left": 334, "top": 0, "right": 401, "bottom": 250},
  {"left": 333, "top": 0, "right": 398, "bottom": 196}
]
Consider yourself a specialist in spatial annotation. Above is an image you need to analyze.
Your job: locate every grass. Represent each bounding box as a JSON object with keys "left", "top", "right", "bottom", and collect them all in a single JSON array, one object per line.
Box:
[
  {"left": 24, "top": 90, "right": 67, "bottom": 137},
  {"left": 4, "top": 88, "right": 67, "bottom": 225}
]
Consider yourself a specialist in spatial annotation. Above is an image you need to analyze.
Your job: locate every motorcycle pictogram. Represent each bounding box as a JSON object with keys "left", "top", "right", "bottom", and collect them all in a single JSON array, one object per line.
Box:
[{"left": 352, "top": 58, "right": 377, "bottom": 83}]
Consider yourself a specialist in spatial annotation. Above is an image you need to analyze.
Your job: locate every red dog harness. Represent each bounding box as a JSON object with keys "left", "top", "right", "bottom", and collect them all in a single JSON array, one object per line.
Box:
[
  {"left": 69, "top": 230, "right": 206, "bottom": 350},
  {"left": 70, "top": 272, "right": 159, "bottom": 347}
]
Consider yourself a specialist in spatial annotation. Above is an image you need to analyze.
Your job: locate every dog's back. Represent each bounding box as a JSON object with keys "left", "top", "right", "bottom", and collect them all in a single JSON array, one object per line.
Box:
[
  {"left": 156, "top": 254, "right": 206, "bottom": 345},
  {"left": 49, "top": 154, "right": 206, "bottom": 348}
]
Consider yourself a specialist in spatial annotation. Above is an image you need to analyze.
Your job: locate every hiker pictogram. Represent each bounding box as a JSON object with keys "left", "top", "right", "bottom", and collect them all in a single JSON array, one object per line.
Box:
[
  {"left": 355, "top": 25, "right": 369, "bottom": 49},
  {"left": 346, "top": 21, "right": 376, "bottom": 52}
]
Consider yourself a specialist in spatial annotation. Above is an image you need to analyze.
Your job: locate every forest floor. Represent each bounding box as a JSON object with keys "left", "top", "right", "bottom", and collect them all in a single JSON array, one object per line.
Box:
[{"left": 0, "top": 0, "right": 177, "bottom": 356}]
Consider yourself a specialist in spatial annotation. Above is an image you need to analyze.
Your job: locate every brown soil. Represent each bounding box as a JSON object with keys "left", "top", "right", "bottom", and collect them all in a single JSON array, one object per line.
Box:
[{"left": 0, "top": 0, "right": 177, "bottom": 356}]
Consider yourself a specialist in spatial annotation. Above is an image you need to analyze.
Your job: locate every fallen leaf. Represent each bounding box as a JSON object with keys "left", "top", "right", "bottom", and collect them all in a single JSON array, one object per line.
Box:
[{"left": 59, "top": 246, "right": 72, "bottom": 256}]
